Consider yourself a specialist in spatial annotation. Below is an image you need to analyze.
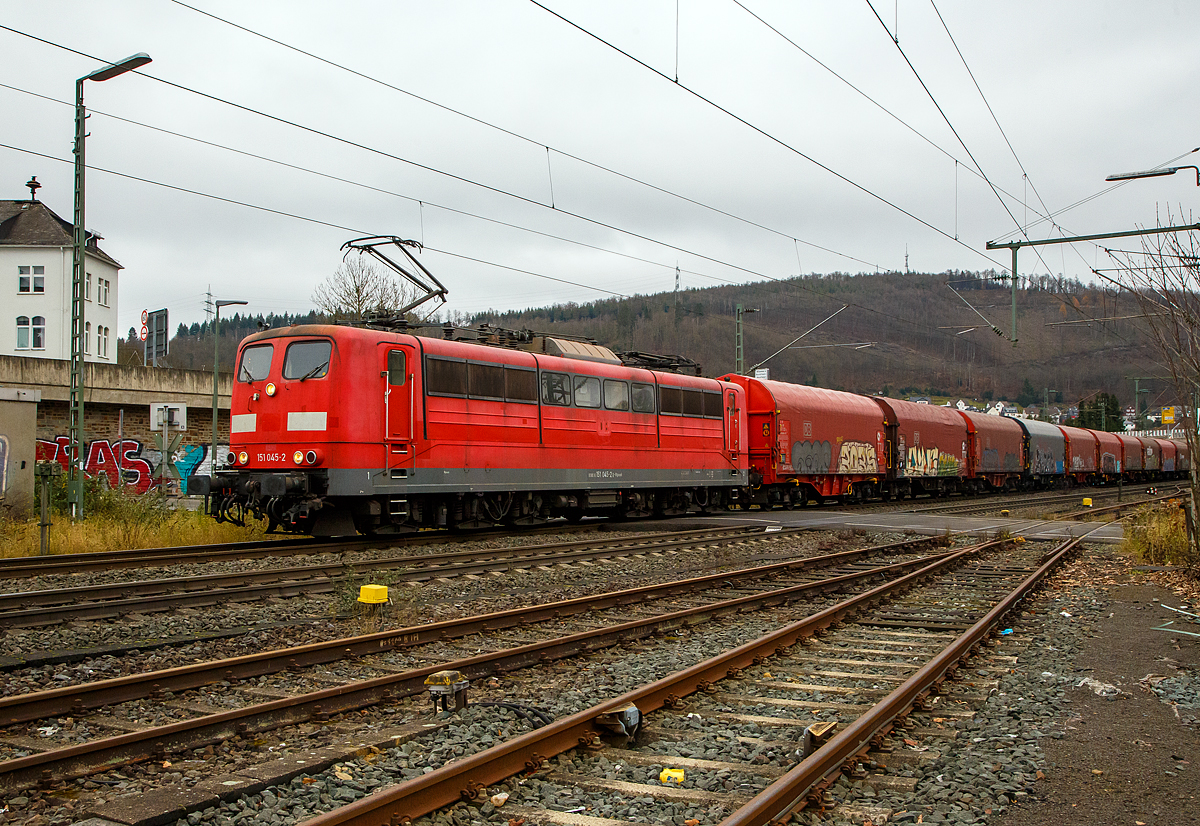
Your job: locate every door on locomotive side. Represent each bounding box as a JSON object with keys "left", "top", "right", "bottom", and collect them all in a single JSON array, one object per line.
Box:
[
  {"left": 726, "top": 389, "right": 741, "bottom": 459},
  {"left": 382, "top": 346, "right": 416, "bottom": 474}
]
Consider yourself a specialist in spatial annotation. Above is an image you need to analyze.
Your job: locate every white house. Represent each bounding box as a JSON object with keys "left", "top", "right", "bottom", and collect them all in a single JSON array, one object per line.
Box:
[{"left": 1, "top": 179, "right": 121, "bottom": 363}]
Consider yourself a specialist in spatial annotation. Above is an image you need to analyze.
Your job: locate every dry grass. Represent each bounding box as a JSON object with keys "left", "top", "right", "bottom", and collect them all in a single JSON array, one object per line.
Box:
[
  {"left": 0, "top": 487, "right": 267, "bottom": 559},
  {"left": 1124, "top": 503, "right": 1198, "bottom": 567}
]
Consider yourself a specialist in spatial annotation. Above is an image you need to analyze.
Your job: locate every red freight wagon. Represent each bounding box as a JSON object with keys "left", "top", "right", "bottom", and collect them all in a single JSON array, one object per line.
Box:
[
  {"left": 1173, "top": 440, "right": 1191, "bottom": 473},
  {"left": 958, "top": 411, "right": 1024, "bottom": 490},
  {"left": 1059, "top": 425, "right": 1099, "bottom": 480},
  {"left": 871, "top": 398, "right": 971, "bottom": 496},
  {"left": 1117, "top": 434, "right": 1144, "bottom": 473},
  {"left": 1138, "top": 436, "right": 1161, "bottom": 472},
  {"left": 1094, "top": 430, "right": 1123, "bottom": 476},
  {"left": 203, "top": 324, "right": 748, "bottom": 534},
  {"left": 1155, "top": 438, "right": 1177, "bottom": 474},
  {"left": 720, "top": 376, "right": 886, "bottom": 506}
]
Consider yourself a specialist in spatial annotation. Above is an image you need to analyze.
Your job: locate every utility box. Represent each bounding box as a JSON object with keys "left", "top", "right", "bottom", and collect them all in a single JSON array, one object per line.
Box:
[{"left": 0, "top": 388, "right": 41, "bottom": 515}]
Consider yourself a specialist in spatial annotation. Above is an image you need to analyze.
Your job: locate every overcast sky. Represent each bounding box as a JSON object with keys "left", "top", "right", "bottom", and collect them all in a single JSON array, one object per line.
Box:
[{"left": 3, "top": 1, "right": 1197, "bottom": 336}]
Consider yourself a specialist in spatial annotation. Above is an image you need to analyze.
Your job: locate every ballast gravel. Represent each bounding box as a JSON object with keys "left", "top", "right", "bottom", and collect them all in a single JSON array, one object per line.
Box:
[
  {"left": 0, "top": 529, "right": 972, "bottom": 826},
  {"left": 140, "top": 547, "right": 1192, "bottom": 826}
]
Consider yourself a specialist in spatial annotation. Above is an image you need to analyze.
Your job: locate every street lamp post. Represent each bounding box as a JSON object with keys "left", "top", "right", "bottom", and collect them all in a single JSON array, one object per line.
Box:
[
  {"left": 1105, "top": 162, "right": 1200, "bottom": 546},
  {"left": 1106, "top": 165, "right": 1200, "bottom": 186},
  {"left": 67, "top": 52, "right": 152, "bottom": 518},
  {"left": 212, "top": 300, "right": 248, "bottom": 477}
]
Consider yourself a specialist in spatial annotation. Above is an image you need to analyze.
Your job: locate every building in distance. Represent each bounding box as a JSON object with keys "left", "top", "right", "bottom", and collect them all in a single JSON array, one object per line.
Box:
[{"left": 0, "top": 177, "right": 122, "bottom": 362}]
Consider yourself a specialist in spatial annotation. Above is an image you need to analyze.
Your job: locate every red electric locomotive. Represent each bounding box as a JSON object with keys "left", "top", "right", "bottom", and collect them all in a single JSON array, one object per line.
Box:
[{"left": 194, "top": 323, "right": 749, "bottom": 535}]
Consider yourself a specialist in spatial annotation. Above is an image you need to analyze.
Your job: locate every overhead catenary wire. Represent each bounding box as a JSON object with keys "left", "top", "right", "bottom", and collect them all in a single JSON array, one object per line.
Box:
[
  {"left": 861, "top": 1, "right": 1145, "bottom": 342},
  {"left": 730, "top": 0, "right": 1054, "bottom": 227},
  {"left": 0, "top": 142, "right": 629, "bottom": 301},
  {"left": 162, "top": 0, "right": 877, "bottom": 271},
  {"left": 1, "top": 19, "right": 1124, "bottom": 359},
  {"left": 0, "top": 34, "right": 1007, "bottom": 351},
  {"left": 0, "top": 80, "right": 746, "bottom": 289},
  {"left": 527, "top": 0, "right": 1005, "bottom": 270},
  {"left": 0, "top": 24, "right": 899, "bottom": 307}
]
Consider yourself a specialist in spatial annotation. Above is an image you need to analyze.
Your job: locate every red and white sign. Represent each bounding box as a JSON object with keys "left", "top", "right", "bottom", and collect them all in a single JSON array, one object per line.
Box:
[
  {"left": 139, "top": 325, "right": 148, "bottom": 341},
  {"left": 141, "top": 309, "right": 149, "bottom": 325}
]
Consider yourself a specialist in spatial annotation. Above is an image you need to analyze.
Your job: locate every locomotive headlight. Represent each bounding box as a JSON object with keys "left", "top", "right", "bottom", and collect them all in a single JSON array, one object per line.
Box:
[
  {"left": 238, "top": 451, "right": 249, "bottom": 465},
  {"left": 305, "top": 450, "right": 321, "bottom": 465},
  {"left": 226, "top": 451, "right": 236, "bottom": 465},
  {"left": 265, "top": 382, "right": 277, "bottom": 396},
  {"left": 293, "top": 450, "right": 304, "bottom": 465}
]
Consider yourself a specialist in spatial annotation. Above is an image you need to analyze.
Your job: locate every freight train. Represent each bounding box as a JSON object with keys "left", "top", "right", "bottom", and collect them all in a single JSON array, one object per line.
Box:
[{"left": 191, "top": 321, "right": 1189, "bottom": 536}]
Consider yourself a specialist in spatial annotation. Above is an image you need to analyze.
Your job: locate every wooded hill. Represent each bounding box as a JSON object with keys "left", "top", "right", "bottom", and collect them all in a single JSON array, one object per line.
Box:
[
  {"left": 116, "top": 270, "right": 1168, "bottom": 411},
  {"left": 478, "top": 270, "right": 1164, "bottom": 409}
]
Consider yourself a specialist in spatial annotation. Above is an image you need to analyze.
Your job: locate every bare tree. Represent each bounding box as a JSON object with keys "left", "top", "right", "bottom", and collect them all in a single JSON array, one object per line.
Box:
[
  {"left": 312, "top": 256, "right": 416, "bottom": 320},
  {"left": 1108, "top": 210, "right": 1200, "bottom": 563}
]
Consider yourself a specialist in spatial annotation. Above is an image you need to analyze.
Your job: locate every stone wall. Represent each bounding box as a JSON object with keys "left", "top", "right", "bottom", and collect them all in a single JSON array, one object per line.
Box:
[{"left": 1, "top": 355, "right": 234, "bottom": 495}]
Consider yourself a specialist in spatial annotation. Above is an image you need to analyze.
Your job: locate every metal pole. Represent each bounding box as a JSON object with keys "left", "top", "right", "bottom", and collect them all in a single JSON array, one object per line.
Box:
[
  {"left": 66, "top": 52, "right": 152, "bottom": 517},
  {"left": 212, "top": 304, "right": 220, "bottom": 480},
  {"left": 116, "top": 408, "right": 123, "bottom": 487},
  {"left": 67, "top": 77, "right": 87, "bottom": 518},
  {"left": 735, "top": 304, "right": 745, "bottom": 375},
  {"left": 1010, "top": 246, "right": 1018, "bottom": 345},
  {"left": 39, "top": 471, "right": 50, "bottom": 556}
]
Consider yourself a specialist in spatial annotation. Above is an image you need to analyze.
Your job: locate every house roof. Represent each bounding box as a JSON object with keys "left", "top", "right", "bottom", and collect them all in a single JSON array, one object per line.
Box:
[{"left": 0, "top": 199, "right": 122, "bottom": 269}]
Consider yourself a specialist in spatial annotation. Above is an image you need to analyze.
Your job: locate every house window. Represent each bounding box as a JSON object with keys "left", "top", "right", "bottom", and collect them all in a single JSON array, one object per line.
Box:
[
  {"left": 102, "top": 326, "right": 109, "bottom": 358},
  {"left": 97, "top": 325, "right": 103, "bottom": 357},
  {"left": 18, "top": 265, "right": 44, "bottom": 293},
  {"left": 99, "top": 278, "right": 110, "bottom": 306},
  {"left": 16, "top": 316, "right": 29, "bottom": 349},
  {"left": 30, "top": 316, "right": 45, "bottom": 349},
  {"left": 86, "top": 273, "right": 92, "bottom": 301},
  {"left": 85, "top": 321, "right": 91, "bottom": 353}
]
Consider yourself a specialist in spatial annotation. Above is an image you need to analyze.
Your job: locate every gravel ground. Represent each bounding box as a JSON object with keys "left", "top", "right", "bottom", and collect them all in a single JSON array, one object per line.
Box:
[
  {"left": 0, "top": 531, "right": 1086, "bottom": 826},
  {"left": 803, "top": 544, "right": 1200, "bottom": 826},
  {"left": 0, "top": 529, "right": 900, "bottom": 697},
  {"left": 214, "top": 548, "right": 1195, "bottom": 826}
]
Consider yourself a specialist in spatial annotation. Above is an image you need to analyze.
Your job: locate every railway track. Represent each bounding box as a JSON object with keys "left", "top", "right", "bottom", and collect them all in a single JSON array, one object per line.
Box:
[
  {"left": 894, "top": 482, "right": 1168, "bottom": 516},
  {"left": 0, "top": 525, "right": 772, "bottom": 628},
  {"left": 288, "top": 534, "right": 1081, "bottom": 826}
]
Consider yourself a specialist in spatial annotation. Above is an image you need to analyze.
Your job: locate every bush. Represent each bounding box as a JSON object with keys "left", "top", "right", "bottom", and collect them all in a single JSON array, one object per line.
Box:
[
  {"left": 1124, "top": 504, "right": 1198, "bottom": 567},
  {"left": 0, "top": 478, "right": 267, "bottom": 558}
]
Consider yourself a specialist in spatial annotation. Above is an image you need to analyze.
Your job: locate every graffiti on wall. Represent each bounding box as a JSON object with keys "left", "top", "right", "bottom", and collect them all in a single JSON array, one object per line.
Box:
[
  {"left": 35, "top": 435, "right": 219, "bottom": 494},
  {"left": 905, "top": 446, "right": 961, "bottom": 477},
  {"left": 789, "top": 440, "right": 880, "bottom": 475},
  {"left": 981, "top": 448, "right": 1021, "bottom": 473},
  {"left": 837, "top": 441, "right": 878, "bottom": 474},
  {"left": 791, "top": 440, "right": 832, "bottom": 474},
  {"left": 1032, "top": 446, "right": 1062, "bottom": 475}
]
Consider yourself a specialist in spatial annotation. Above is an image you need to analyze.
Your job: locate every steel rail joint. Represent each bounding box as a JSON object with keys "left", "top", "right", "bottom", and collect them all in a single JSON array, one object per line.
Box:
[{"left": 293, "top": 542, "right": 997, "bottom": 826}]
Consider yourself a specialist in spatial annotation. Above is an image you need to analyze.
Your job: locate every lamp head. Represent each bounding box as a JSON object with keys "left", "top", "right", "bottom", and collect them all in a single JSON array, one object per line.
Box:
[{"left": 84, "top": 53, "right": 152, "bottom": 83}]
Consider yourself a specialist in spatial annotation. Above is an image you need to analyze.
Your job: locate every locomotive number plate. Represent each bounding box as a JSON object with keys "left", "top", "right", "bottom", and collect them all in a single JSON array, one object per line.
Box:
[{"left": 257, "top": 452, "right": 286, "bottom": 462}]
